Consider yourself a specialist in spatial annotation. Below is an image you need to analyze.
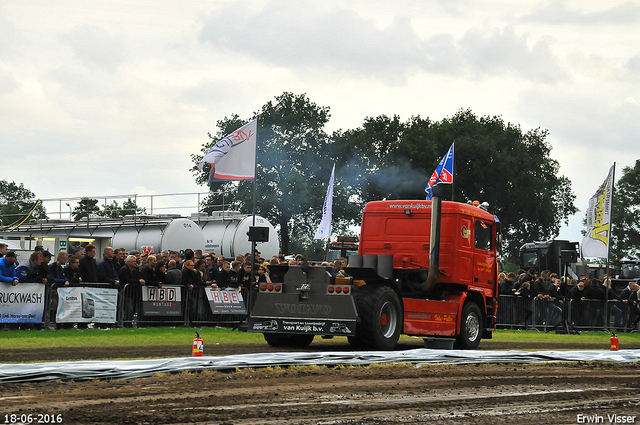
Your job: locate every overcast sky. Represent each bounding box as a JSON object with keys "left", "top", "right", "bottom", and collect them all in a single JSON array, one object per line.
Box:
[{"left": 1, "top": 0, "right": 639, "bottom": 245}]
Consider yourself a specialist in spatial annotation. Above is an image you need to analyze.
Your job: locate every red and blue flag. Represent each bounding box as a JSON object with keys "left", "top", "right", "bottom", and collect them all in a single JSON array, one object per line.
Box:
[{"left": 425, "top": 142, "right": 454, "bottom": 200}]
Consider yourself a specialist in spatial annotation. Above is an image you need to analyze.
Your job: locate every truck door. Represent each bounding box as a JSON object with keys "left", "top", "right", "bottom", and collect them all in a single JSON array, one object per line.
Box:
[{"left": 473, "top": 219, "right": 496, "bottom": 287}]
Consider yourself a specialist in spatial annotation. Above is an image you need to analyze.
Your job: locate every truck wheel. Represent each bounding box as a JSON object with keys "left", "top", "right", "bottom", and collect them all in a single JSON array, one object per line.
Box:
[
  {"left": 457, "top": 302, "right": 482, "bottom": 350},
  {"left": 263, "top": 333, "right": 289, "bottom": 347},
  {"left": 286, "top": 334, "right": 315, "bottom": 348},
  {"left": 347, "top": 335, "right": 366, "bottom": 349},
  {"left": 353, "top": 285, "right": 402, "bottom": 350},
  {"left": 263, "top": 333, "right": 315, "bottom": 348}
]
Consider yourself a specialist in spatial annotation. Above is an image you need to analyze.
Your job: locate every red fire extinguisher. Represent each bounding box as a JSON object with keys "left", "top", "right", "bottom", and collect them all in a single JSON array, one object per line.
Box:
[
  {"left": 193, "top": 332, "right": 204, "bottom": 357},
  {"left": 610, "top": 333, "right": 619, "bottom": 351}
]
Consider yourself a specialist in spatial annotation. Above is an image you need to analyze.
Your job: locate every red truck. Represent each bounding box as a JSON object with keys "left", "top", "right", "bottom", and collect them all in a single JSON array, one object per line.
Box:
[{"left": 248, "top": 195, "right": 500, "bottom": 350}]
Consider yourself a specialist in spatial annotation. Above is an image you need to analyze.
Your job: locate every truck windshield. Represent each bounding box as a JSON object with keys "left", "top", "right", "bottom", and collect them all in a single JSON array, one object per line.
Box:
[{"left": 522, "top": 252, "right": 538, "bottom": 269}]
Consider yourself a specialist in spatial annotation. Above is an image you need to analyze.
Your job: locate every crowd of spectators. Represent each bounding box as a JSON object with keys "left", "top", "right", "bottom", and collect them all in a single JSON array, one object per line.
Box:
[
  {"left": 0, "top": 242, "right": 347, "bottom": 291},
  {"left": 498, "top": 267, "right": 640, "bottom": 331}
]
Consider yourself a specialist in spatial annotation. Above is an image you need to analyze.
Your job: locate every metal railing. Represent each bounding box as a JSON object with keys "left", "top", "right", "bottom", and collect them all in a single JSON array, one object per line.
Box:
[{"left": 497, "top": 295, "right": 639, "bottom": 332}]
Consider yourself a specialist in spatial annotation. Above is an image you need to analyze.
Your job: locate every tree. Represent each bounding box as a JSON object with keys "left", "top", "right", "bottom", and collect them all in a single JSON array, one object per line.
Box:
[
  {"left": 192, "top": 92, "right": 360, "bottom": 256},
  {"left": 122, "top": 198, "right": 146, "bottom": 216},
  {"left": 98, "top": 198, "right": 147, "bottom": 219},
  {"left": 335, "top": 109, "right": 576, "bottom": 261},
  {"left": 193, "top": 97, "right": 576, "bottom": 261},
  {"left": 72, "top": 198, "right": 100, "bottom": 221},
  {"left": 610, "top": 160, "right": 640, "bottom": 260},
  {"left": 0, "top": 180, "right": 47, "bottom": 229}
]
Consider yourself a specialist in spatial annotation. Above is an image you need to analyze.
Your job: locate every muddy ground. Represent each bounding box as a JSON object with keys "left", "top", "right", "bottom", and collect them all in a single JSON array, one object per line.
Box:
[{"left": 1, "top": 338, "right": 640, "bottom": 424}]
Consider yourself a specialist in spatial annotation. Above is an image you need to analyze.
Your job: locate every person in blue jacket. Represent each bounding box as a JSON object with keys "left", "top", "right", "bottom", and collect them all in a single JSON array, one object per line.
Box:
[{"left": 0, "top": 251, "right": 19, "bottom": 285}]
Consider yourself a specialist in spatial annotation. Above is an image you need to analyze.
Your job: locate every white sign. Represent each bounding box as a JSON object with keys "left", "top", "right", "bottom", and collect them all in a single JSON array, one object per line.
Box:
[
  {"left": 56, "top": 287, "right": 118, "bottom": 323},
  {"left": 0, "top": 283, "right": 45, "bottom": 323}
]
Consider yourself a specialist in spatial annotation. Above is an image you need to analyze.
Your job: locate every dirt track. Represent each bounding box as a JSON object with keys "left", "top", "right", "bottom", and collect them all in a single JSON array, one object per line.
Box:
[{"left": 2, "top": 339, "right": 640, "bottom": 424}]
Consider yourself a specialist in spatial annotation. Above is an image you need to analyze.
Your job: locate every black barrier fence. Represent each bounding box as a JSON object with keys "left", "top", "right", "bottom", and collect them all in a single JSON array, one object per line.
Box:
[
  {"left": 0, "top": 282, "right": 250, "bottom": 328},
  {"left": 3, "top": 283, "right": 638, "bottom": 332},
  {"left": 497, "top": 295, "right": 640, "bottom": 332},
  {"left": 188, "top": 286, "right": 248, "bottom": 327}
]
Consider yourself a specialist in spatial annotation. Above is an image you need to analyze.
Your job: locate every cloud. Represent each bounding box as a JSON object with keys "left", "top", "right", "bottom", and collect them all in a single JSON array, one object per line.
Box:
[
  {"left": 198, "top": 0, "right": 564, "bottom": 84},
  {"left": 179, "top": 78, "right": 247, "bottom": 108},
  {"left": 0, "top": 69, "right": 19, "bottom": 94},
  {"left": 522, "top": 1, "right": 640, "bottom": 25},
  {"left": 628, "top": 53, "right": 640, "bottom": 74},
  {"left": 58, "top": 25, "right": 128, "bottom": 73},
  {"left": 198, "top": 1, "right": 425, "bottom": 84},
  {"left": 459, "top": 26, "right": 565, "bottom": 82}
]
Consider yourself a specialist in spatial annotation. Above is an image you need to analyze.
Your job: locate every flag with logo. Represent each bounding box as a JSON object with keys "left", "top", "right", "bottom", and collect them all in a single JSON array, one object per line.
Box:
[
  {"left": 581, "top": 164, "right": 615, "bottom": 258},
  {"left": 198, "top": 119, "right": 257, "bottom": 184},
  {"left": 314, "top": 164, "right": 335, "bottom": 240},
  {"left": 425, "top": 142, "right": 454, "bottom": 200}
]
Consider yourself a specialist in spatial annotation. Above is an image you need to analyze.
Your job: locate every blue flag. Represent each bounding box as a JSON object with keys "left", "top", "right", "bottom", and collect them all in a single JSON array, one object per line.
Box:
[{"left": 425, "top": 143, "right": 454, "bottom": 200}]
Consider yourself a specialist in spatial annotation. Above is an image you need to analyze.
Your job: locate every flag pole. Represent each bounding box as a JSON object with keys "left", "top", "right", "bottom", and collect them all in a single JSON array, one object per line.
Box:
[
  {"left": 249, "top": 119, "right": 258, "bottom": 315},
  {"left": 451, "top": 142, "right": 455, "bottom": 201}
]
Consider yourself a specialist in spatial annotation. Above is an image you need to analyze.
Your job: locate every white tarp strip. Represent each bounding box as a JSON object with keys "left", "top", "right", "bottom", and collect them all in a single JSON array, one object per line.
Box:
[{"left": 1, "top": 349, "right": 639, "bottom": 383}]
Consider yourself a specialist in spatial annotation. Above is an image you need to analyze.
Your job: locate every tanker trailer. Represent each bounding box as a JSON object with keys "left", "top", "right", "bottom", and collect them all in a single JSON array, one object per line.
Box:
[
  {"left": 197, "top": 211, "right": 280, "bottom": 259},
  {"left": 111, "top": 217, "right": 205, "bottom": 254}
]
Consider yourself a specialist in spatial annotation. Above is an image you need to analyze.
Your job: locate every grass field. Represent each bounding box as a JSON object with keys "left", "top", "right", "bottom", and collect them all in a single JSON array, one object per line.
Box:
[{"left": 1, "top": 327, "right": 638, "bottom": 351}]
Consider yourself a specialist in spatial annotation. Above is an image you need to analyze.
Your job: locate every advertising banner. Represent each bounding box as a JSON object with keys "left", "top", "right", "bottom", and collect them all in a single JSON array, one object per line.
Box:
[
  {"left": 56, "top": 287, "right": 118, "bottom": 323},
  {"left": 0, "top": 283, "right": 45, "bottom": 323},
  {"left": 141, "top": 285, "right": 182, "bottom": 316},
  {"left": 582, "top": 164, "right": 615, "bottom": 258},
  {"left": 205, "top": 288, "right": 247, "bottom": 314}
]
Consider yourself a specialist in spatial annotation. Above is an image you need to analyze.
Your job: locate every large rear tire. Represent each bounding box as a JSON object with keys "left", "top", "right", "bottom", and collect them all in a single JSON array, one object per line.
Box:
[
  {"left": 457, "top": 302, "right": 482, "bottom": 350},
  {"left": 352, "top": 285, "right": 402, "bottom": 350}
]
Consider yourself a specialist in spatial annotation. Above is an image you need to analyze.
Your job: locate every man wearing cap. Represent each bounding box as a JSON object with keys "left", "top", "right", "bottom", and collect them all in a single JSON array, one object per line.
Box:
[
  {"left": 39, "top": 251, "right": 53, "bottom": 284},
  {"left": 0, "top": 251, "right": 19, "bottom": 285}
]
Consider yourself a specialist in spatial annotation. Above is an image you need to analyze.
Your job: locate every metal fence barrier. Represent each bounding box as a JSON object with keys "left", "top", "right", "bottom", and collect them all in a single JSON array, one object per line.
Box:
[
  {"left": 4, "top": 285, "right": 638, "bottom": 332},
  {"left": 0, "top": 282, "right": 250, "bottom": 329},
  {"left": 187, "top": 286, "right": 249, "bottom": 328},
  {"left": 497, "top": 295, "right": 639, "bottom": 332}
]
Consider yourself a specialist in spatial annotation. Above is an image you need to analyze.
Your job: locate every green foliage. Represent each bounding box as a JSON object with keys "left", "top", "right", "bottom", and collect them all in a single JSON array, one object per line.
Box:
[
  {"left": 72, "top": 198, "right": 146, "bottom": 220},
  {"left": 192, "top": 94, "right": 575, "bottom": 261},
  {"left": 72, "top": 198, "right": 99, "bottom": 220},
  {"left": 611, "top": 160, "right": 640, "bottom": 260},
  {"left": 192, "top": 92, "right": 358, "bottom": 256},
  {"left": 1, "top": 328, "right": 636, "bottom": 356},
  {"left": 0, "top": 180, "right": 47, "bottom": 228},
  {"left": 336, "top": 109, "right": 576, "bottom": 261},
  {"left": 0, "top": 327, "right": 266, "bottom": 351}
]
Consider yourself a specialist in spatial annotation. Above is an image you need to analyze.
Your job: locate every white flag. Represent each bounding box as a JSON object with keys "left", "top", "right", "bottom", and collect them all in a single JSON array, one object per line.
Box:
[
  {"left": 581, "top": 164, "right": 615, "bottom": 258},
  {"left": 198, "top": 119, "right": 257, "bottom": 183},
  {"left": 314, "top": 164, "right": 335, "bottom": 240}
]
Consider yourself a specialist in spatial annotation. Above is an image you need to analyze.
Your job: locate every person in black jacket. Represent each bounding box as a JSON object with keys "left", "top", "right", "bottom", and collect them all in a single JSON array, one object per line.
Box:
[
  {"left": 97, "top": 247, "right": 120, "bottom": 288},
  {"left": 79, "top": 244, "right": 98, "bottom": 283},
  {"left": 119, "top": 254, "right": 144, "bottom": 326},
  {"left": 625, "top": 281, "right": 640, "bottom": 331},
  {"left": 49, "top": 251, "right": 70, "bottom": 288},
  {"left": 140, "top": 255, "right": 161, "bottom": 287},
  {"left": 514, "top": 281, "right": 533, "bottom": 327},
  {"left": 216, "top": 261, "right": 231, "bottom": 289},
  {"left": 499, "top": 272, "right": 517, "bottom": 296},
  {"left": 64, "top": 255, "right": 82, "bottom": 285},
  {"left": 182, "top": 260, "right": 205, "bottom": 320}
]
